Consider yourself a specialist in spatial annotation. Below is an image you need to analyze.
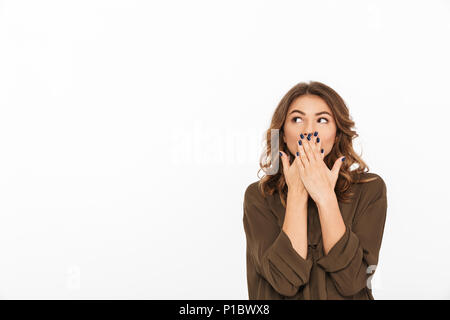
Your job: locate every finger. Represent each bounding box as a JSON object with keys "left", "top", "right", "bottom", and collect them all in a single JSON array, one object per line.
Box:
[
  {"left": 297, "top": 138, "right": 309, "bottom": 168},
  {"left": 331, "top": 156, "right": 345, "bottom": 185},
  {"left": 311, "top": 131, "right": 321, "bottom": 155},
  {"left": 290, "top": 147, "right": 305, "bottom": 180},
  {"left": 279, "top": 151, "right": 290, "bottom": 174},
  {"left": 295, "top": 151, "right": 305, "bottom": 177},
  {"left": 294, "top": 149, "right": 305, "bottom": 171},
  {"left": 312, "top": 131, "right": 323, "bottom": 160},
  {"left": 332, "top": 156, "right": 345, "bottom": 175},
  {"left": 304, "top": 132, "right": 318, "bottom": 163}
]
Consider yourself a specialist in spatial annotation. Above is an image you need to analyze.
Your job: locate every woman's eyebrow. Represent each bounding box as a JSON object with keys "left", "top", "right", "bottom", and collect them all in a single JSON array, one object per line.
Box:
[{"left": 289, "top": 109, "right": 332, "bottom": 116}]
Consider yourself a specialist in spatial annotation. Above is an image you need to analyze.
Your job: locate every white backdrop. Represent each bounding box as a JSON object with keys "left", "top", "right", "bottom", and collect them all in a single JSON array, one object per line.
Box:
[{"left": 0, "top": 0, "right": 449, "bottom": 299}]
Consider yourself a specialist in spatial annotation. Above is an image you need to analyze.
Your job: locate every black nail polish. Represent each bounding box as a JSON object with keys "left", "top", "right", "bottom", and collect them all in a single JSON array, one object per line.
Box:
[
  {"left": 321, "top": 148, "right": 324, "bottom": 153},
  {"left": 296, "top": 152, "right": 299, "bottom": 156},
  {"left": 279, "top": 152, "right": 282, "bottom": 157},
  {"left": 298, "top": 140, "right": 302, "bottom": 146},
  {"left": 300, "top": 133, "right": 304, "bottom": 139},
  {"left": 342, "top": 157, "right": 346, "bottom": 161},
  {"left": 307, "top": 135, "right": 311, "bottom": 141},
  {"left": 314, "top": 131, "right": 318, "bottom": 136},
  {"left": 317, "top": 137, "right": 320, "bottom": 143}
]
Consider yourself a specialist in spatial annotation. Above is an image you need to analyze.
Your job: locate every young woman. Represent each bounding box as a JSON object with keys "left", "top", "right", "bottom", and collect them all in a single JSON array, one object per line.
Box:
[{"left": 243, "top": 81, "right": 387, "bottom": 300}]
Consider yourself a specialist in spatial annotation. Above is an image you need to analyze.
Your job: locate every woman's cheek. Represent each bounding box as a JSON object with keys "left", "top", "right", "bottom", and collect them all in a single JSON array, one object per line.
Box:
[
  {"left": 289, "top": 135, "right": 297, "bottom": 152},
  {"left": 318, "top": 137, "right": 327, "bottom": 152}
]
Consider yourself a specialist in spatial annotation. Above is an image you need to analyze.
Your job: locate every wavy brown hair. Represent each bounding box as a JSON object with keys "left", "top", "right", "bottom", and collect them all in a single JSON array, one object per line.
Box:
[{"left": 257, "top": 81, "right": 377, "bottom": 208}]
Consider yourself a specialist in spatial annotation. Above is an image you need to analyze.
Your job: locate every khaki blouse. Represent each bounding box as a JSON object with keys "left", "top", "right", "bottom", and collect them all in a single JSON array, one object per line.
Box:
[{"left": 242, "top": 172, "right": 387, "bottom": 300}]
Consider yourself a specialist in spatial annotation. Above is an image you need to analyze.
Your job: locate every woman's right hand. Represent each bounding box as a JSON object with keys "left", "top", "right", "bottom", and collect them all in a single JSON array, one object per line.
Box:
[{"left": 279, "top": 148, "right": 308, "bottom": 200}]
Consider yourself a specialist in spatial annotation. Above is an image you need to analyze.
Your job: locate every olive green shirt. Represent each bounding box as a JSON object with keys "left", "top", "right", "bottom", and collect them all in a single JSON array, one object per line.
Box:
[{"left": 243, "top": 172, "right": 387, "bottom": 300}]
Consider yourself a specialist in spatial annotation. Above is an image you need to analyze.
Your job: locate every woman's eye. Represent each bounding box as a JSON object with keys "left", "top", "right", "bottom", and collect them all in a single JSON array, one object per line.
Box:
[{"left": 292, "top": 117, "right": 328, "bottom": 123}]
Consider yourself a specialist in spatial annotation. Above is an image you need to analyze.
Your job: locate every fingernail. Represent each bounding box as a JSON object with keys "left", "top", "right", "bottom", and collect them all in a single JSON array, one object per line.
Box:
[
  {"left": 298, "top": 140, "right": 302, "bottom": 146},
  {"left": 279, "top": 152, "right": 282, "bottom": 157},
  {"left": 317, "top": 137, "right": 320, "bottom": 143},
  {"left": 300, "top": 133, "right": 304, "bottom": 139},
  {"left": 296, "top": 151, "right": 299, "bottom": 156},
  {"left": 342, "top": 157, "right": 346, "bottom": 161},
  {"left": 307, "top": 135, "right": 311, "bottom": 141},
  {"left": 321, "top": 148, "right": 324, "bottom": 153},
  {"left": 314, "top": 131, "right": 318, "bottom": 136}
]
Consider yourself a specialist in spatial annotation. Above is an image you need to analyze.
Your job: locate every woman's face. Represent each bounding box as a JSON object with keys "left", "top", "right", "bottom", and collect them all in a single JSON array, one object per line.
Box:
[{"left": 283, "top": 94, "right": 337, "bottom": 158}]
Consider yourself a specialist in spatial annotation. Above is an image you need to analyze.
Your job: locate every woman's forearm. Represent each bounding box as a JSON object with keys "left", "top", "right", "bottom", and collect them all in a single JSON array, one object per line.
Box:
[
  {"left": 316, "top": 191, "right": 346, "bottom": 256},
  {"left": 282, "top": 191, "right": 309, "bottom": 259}
]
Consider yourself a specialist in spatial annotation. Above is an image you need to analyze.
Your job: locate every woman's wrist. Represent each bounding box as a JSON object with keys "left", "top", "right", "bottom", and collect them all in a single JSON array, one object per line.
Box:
[{"left": 287, "top": 187, "right": 309, "bottom": 205}]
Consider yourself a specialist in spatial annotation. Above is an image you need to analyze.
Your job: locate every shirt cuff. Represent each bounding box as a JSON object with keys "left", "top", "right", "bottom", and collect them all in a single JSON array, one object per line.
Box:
[
  {"left": 267, "top": 229, "right": 314, "bottom": 286},
  {"left": 316, "top": 224, "right": 360, "bottom": 273}
]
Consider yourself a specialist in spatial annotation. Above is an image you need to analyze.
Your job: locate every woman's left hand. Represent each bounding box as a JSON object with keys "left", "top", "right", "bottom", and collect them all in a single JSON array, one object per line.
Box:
[{"left": 296, "top": 132, "right": 346, "bottom": 205}]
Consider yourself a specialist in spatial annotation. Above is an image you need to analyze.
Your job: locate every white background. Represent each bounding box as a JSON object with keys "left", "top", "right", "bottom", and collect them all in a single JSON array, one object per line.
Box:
[{"left": 1, "top": 0, "right": 449, "bottom": 299}]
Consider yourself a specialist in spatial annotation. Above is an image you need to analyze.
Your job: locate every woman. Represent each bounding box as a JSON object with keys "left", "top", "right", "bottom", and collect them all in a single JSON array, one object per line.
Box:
[{"left": 243, "top": 81, "right": 387, "bottom": 300}]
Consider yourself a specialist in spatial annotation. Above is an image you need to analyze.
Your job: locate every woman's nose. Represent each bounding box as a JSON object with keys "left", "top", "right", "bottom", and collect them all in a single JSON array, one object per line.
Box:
[{"left": 302, "top": 131, "right": 318, "bottom": 136}]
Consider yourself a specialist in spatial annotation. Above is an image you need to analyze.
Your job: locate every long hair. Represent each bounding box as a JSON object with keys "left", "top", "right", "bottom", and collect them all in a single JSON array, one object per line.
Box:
[{"left": 257, "top": 81, "right": 377, "bottom": 208}]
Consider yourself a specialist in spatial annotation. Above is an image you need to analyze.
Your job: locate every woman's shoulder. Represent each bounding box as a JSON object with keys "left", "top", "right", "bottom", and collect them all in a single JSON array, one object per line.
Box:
[
  {"left": 244, "top": 180, "right": 264, "bottom": 202},
  {"left": 354, "top": 171, "right": 387, "bottom": 202}
]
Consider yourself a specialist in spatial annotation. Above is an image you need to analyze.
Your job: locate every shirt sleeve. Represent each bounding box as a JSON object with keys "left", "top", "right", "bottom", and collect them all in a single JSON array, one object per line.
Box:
[
  {"left": 315, "top": 177, "right": 387, "bottom": 297},
  {"left": 243, "top": 183, "right": 313, "bottom": 297}
]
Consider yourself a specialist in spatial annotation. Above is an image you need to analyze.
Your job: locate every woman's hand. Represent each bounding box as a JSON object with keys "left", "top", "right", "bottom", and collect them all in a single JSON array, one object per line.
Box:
[
  {"left": 279, "top": 142, "right": 309, "bottom": 200},
  {"left": 296, "top": 132, "right": 345, "bottom": 205}
]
